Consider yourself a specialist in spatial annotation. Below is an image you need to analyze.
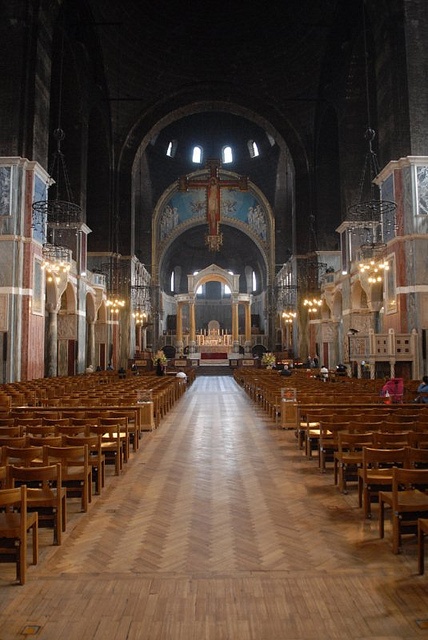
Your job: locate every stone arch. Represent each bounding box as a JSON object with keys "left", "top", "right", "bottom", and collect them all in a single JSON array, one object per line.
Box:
[
  {"left": 152, "top": 169, "right": 275, "bottom": 291},
  {"left": 351, "top": 280, "right": 368, "bottom": 310},
  {"left": 57, "top": 282, "right": 78, "bottom": 376}
]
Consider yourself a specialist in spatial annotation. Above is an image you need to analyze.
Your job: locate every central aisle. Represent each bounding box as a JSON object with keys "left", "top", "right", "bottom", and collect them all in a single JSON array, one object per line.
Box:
[{"left": 0, "top": 376, "right": 427, "bottom": 639}]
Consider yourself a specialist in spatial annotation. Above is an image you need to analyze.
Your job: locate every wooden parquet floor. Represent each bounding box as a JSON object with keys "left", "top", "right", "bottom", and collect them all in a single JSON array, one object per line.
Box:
[{"left": 1, "top": 376, "right": 428, "bottom": 639}]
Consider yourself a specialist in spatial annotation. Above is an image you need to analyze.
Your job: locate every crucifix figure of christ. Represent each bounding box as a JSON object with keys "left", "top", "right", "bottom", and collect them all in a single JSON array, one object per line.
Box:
[{"left": 178, "top": 159, "right": 248, "bottom": 251}]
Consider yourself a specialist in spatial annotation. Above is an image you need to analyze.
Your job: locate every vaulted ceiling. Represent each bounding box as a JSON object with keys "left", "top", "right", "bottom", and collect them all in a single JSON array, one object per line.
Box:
[{"left": 67, "top": 0, "right": 388, "bottom": 283}]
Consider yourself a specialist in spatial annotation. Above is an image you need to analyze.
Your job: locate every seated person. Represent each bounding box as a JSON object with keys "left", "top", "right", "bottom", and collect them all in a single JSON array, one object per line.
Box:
[
  {"left": 320, "top": 365, "right": 329, "bottom": 381},
  {"left": 176, "top": 369, "right": 188, "bottom": 383},
  {"left": 417, "top": 375, "right": 428, "bottom": 403},
  {"left": 280, "top": 365, "right": 292, "bottom": 377},
  {"left": 381, "top": 377, "right": 404, "bottom": 403}
]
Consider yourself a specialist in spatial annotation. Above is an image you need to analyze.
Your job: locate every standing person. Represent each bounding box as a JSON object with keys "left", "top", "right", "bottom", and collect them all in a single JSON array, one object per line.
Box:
[{"left": 156, "top": 358, "right": 165, "bottom": 376}]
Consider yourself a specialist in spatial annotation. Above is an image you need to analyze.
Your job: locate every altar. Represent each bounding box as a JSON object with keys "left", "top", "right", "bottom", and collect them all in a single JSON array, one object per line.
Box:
[{"left": 196, "top": 334, "right": 233, "bottom": 349}]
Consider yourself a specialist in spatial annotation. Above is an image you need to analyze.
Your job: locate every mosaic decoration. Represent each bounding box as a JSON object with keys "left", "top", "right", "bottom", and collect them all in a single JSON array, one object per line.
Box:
[
  {"left": 417, "top": 166, "right": 428, "bottom": 215},
  {"left": 0, "top": 166, "right": 12, "bottom": 215}
]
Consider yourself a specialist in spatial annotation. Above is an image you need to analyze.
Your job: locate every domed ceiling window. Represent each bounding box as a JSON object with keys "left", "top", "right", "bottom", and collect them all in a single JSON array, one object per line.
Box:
[
  {"left": 192, "top": 146, "right": 203, "bottom": 164},
  {"left": 222, "top": 146, "right": 233, "bottom": 164}
]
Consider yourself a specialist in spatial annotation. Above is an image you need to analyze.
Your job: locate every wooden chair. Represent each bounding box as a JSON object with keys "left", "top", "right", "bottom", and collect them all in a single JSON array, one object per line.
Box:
[
  {"left": 107, "top": 410, "right": 140, "bottom": 451},
  {"left": 406, "top": 446, "right": 428, "bottom": 471},
  {"left": 379, "top": 467, "right": 428, "bottom": 553},
  {"left": 303, "top": 413, "right": 335, "bottom": 458},
  {"left": 358, "top": 447, "right": 408, "bottom": 519},
  {"left": 43, "top": 445, "right": 91, "bottom": 512},
  {"left": 417, "top": 518, "right": 428, "bottom": 575},
  {"left": 334, "top": 431, "right": 374, "bottom": 493},
  {"left": 88, "top": 425, "right": 123, "bottom": 475},
  {"left": 0, "top": 464, "right": 6, "bottom": 488},
  {"left": 42, "top": 417, "right": 70, "bottom": 427},
  {"left": 1, "top": 445, "right": 44, "bottom": 467},
  {"left": 98, "top": 417, "right": 130, "bottom": 463},
  {"left": 0, "top": 485, "right": 38, "bottom": 584},
  {"left": 318, "top": 421, "right": 350, "bottom": 473},
  {"left": 0, "top": 435, "right": 27, "bottom": 448},
  {"left": 0, "top": 418, "right": 16, "bottom": 427},
  {"left": 13, "top": 417, "right": 43, "bottom": 428},
  {"left": 62, "top": 434, "right": 105, "bottom": 495},
  {"left": 8, "top": 463, "right": 66, "bottom": 545},
  {"left": 372, "top": 431, "right": 411, "bottom": 449},
  {"left": 55, "top": 424, "right": 88, "bottom": 438},
  {"left": 0, "top": 425, "right": 24, "bottom": 437},
  {"left": 25, "top": 425, "right": 57, "bottom": 438},
  {"left": 26, "top": 435, "right": 63, "bottom": 448},
  {"left": 408, "top": 431, "right": 428, "bottom": 449}
]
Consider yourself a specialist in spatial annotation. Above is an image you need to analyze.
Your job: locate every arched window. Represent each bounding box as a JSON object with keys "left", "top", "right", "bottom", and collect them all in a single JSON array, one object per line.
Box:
[
  {"left": 252, "top": 270, "right": 257, "bottom": 292},
  {"left": 222, "top": 146, "right": 233, "bottom": 164},
  {"left": 192, "top": 146, "right": 203, "bottom": 164},
  {"left": 170, "top": 271, "right": 175, "bottom": 292},
  {"left": 248, "top": 140, "right": 259, "bottom": 158},
  {"left": 166, "top": 140, "right": 178, "bottom": 158}
]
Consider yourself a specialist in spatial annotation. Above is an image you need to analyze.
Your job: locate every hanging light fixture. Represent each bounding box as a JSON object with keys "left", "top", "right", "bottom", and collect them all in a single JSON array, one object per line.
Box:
[
  {"left": 32, "top": 25, "right": 82, "bottom": 231},
  {"left": 347, "top": 2, "right": 396, "bottom": 231}
]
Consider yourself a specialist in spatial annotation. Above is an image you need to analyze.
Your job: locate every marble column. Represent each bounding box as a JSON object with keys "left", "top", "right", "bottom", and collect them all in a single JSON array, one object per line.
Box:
[
  {"left": 176, "top": 302, "right": 184, "bottom": 355},
  {"left": 232, "top": 298, "right": 239, "bottom": 353},
  {"left": 189, "top": 299, "right": 196, "bottom": 354},
  {"left": 46, "top": 304, "right": 58, "bottom": 378},
  {"left": 87, "top": 317, "right": 96, "bottom": 367},
  {"left": 244, "top": 301, "right": 252, "bottom": 354}
]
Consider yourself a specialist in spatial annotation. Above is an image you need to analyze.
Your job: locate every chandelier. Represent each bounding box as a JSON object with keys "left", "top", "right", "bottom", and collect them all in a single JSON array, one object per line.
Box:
[
  {"left": 359, "top": 257, "right": 389, "bottom": 283},
  {"left": 41, "top": 244, "right": 72, "bottom": 283},
  {"left": 32, "top": 27, "right": 82, "bottom": 230},
  {"left": 106, "top": 297, "right": 126, "bottom": 314},
  {"left": 282, "top": 311, "right": 297, "bottom": 323},
  {"left": 303, "top": 297, "right": 322, "bottom": 313},
  {"left": 347, "top": 5, "right": 396, "bottom": 227}
]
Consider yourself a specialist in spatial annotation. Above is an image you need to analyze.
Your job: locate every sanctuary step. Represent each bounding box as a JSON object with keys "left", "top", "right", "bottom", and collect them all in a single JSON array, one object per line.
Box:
[{"left": 195, "top": 364, "right": 233, "bottom": 376}]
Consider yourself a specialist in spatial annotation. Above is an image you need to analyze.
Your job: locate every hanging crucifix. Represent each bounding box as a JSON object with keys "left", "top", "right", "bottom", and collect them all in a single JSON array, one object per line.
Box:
[{"left": 178, "top": 159, "right": 248, "bottom": 251}]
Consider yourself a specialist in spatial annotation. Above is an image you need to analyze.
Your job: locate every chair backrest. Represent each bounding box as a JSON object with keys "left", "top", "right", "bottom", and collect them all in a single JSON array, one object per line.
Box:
[
  {"left": 69, "top": 417, "right": 100, "bottom": 427},
  {"left": 42, "top": 417, "right": 70, "bottom": 426},
  {"left": 348, "top": 420, "right": 382, "bottom": 433},
  {"left": 98, "top": 417, "right": 128, "bottom": 428},
  {"left": 8, "top": 462, "right": 62, "bottom": 489},
  {"left": 0, "top": 484, "right": 27, "bottom": 513},
  {"left": 0, "top": 418, "right": 16, "bottom": 427},
  {"left": 337, "top": 431, "right": 374, "bottom": 452},
  {"left": 1, "top": 445, "right": 44, "bottom": 467},
  {"left": 25, "top": 425, "right": 57, "bottom": 437},
  {"left": 0, "top": 425, "right": 24, "bottom": 437},
  {"left": 406, "top": 447, "right": 428, "bottom": 469},
  {"left": 391, "top": 467, "right": 428, "bottom": 508},
  {"left": 373, "top": 431, "right": 411, "bottom": 448},
  {"left": 0, "top": 435, "right": 27, "bottom": 448},
  {"left": 362, "top": 447, "right": 407, "bottom": 479},
  {"left": 13, "top": 417, "right": 42, "bottom": 427},
  {"left": 26, "top": 435, "right": 63, "bottom": 447},
  {"left": 55, "top": 424, "right": 88, "bottom": 437},
  {"left": 43, "top": 444, "right": 89, "bottom": 469},
  {"left": 62, "top": 434, "right": 102, "bottom": 452},
  {"left": 408, "top": 431, "right": 428, "bottom": 449}
]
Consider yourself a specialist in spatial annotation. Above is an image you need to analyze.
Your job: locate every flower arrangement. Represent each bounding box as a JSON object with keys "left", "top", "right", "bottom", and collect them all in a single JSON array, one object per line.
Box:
[
  {"left": 153, "top": 349, "right": 168, "bottom": 365},
  {"left": 261, "top": 352, "right": 276, "bottom": 367}
]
